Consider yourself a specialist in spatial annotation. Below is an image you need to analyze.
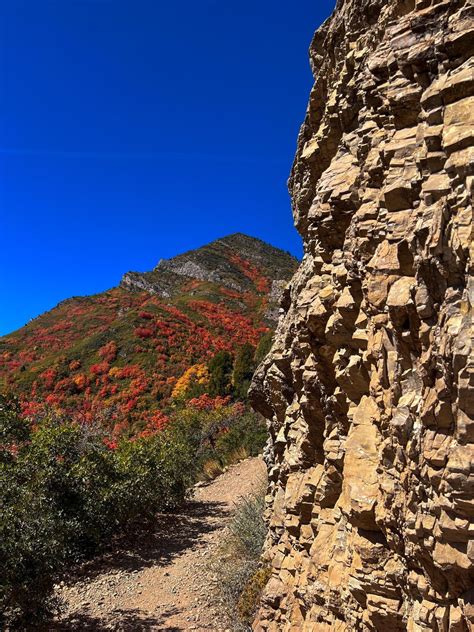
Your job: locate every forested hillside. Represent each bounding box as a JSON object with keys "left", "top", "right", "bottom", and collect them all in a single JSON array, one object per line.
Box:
[{"left": 0, "top": 233, "right": 297, "bottom": 437}]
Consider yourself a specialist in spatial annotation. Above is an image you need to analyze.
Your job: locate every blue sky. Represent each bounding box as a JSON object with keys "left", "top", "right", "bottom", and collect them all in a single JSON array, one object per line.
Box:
[{"left": 0, "top": 0, "right": 335, "bottom": 335}]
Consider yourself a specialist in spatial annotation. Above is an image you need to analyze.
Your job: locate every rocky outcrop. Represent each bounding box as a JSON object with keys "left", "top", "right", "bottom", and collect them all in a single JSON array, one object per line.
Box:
[{"left": 250, "top": 0, "right": 473, "bottom": 629}]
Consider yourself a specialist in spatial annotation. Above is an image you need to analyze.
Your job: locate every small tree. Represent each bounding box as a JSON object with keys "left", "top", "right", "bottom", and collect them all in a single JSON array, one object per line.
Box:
[
  {"left": 208, "top": 351, "right": 234, "bottom": 397},
  {"left": 171, "top": 364, "right": 209, "bottom": 401},
  {"left": 0, "top": 395, "right": 30, "bottom": 455}
]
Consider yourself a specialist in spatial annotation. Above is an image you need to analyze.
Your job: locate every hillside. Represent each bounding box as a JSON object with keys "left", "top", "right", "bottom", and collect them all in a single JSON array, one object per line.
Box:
[{"left": 0, "top": 233, "right": 297, "bottom": 434}]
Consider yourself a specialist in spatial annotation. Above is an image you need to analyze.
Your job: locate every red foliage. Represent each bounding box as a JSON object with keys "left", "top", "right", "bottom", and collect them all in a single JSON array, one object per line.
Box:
[
  {"left": 21, "top": 400, "right": 44, "bottom": 418},
  {"left": 1, "top": 271, "right": 273, "bottom": 434},
  {"left": 231, "top": 401, "right": 246, "bottom": 416},
  {"left": 137, "top": 410, "right": 170, "bottom": 438},
  {"left": 124, "top": 398, "right": 138, "bottom": 412},
  {"left": 219, "top": 287, "right": 243, "bottom": 300},
  {"left": 40, "top": 368, "right": 57, "bottom": 389},
  {"left": 98, "top": 341, "right": 118, "bottom": 362},
  {"left": 54, "top": 377, "right": 76, "bottom": 394},
  {"left": 112, "top": 420, "right": 129, "bottom": 437},
  {"left": 18, "top": 349, "right": 36, "bottom": 364},
  {"left": 188, "top": 394, "right": 231, "bottom": 410},
  {"left": 229, "top": 254, "right": 270, "bottom": 293},
  {"left": 187, "top": 300, "right": 266, "bottom": 347},
  {"left": 90, "top": 362, "right": 110, "bottom": 375},
  {"left": 103, "top": 438, "right": 118, "bottom": 450},
  {"left": 135, "top": 327, "right": 154, "bottom": 339}
]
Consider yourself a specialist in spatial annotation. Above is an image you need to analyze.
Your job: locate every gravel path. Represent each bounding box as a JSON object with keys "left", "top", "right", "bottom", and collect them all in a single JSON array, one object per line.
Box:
[{"left": 53, "top": 457, "right": 266, "bottom": 631}]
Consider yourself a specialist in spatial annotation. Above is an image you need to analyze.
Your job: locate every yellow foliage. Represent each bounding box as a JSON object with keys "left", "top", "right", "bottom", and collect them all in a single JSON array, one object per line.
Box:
[
  {"left": 73, "top": 374, "right": 87, "bottom": 390},
  {"left": 171, "top": 363, "right": 209, "bottom": 399},
  {"left": 237, "top": 565, "right": 272, "bottom": 623}
]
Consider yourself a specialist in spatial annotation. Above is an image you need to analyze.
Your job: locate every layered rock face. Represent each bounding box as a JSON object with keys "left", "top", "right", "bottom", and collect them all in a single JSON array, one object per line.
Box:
[{"left": 250, "top": 0, "right": 473, "bottom": 629}]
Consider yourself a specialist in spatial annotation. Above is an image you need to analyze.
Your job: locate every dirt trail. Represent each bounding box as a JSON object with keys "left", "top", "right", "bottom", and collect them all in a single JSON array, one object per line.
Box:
[{"left": 54, "top": 457, "right": 266, "bottom": 631}]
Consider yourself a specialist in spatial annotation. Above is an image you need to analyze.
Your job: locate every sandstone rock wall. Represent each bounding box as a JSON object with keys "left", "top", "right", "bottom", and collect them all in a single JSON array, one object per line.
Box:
[{"left": 250, "top": 0, "right": 473, "bottom": 629}]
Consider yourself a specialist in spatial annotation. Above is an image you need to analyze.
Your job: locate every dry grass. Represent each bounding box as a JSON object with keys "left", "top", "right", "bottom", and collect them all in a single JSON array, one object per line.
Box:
[
  {"left": 202, "top": 458, "right": 224, "bottom": 480},
  {"left": 227, "top": 445, "right": 249, "bottom": 464},
  {"left": 237, "top": 564, "right": 272, "bottom": 623},
  {"left": 202, "top": 446, "right": 250, "bottom": 482}
]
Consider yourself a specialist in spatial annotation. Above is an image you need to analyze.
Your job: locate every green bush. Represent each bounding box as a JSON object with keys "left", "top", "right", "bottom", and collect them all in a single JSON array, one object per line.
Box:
[
  {"left": 254, "top": 332, "right": 273, "bottom": 365},
  {"left": 228, "top": 489, "right": 267, "bottom": 559},
  {"left": 0, "top": 397, "right": 198, "bottom": 628},
  {"left": 171, "top": 404, "right": 267, "bottom": 479},
  {"left": 208, "top": 350, "right": 234, "bottom": 396},
  {"left": 215, "top": 412, "right": 267, "bottom": 463},
  {"left": 1, "top": 456, "right": 65, "bottom": 626}
]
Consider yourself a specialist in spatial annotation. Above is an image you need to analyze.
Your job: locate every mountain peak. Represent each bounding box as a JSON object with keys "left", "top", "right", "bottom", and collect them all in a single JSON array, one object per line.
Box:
[{"left": 120, "top": 234, "right": 298, "bottom": 298}]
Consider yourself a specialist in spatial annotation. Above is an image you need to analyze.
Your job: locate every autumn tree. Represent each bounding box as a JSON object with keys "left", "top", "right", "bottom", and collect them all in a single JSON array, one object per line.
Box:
[{"left": 171, "top": 364, "right": 209, "bottom": 401}]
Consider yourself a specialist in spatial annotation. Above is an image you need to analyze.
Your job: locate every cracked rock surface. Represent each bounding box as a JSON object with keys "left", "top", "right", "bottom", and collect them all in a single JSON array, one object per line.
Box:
[{"left": 250, "top": 0, "right": 473, "bottom": 629}]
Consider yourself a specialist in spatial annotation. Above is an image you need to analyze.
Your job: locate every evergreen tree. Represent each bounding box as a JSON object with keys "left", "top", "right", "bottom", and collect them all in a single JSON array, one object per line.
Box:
[
  {"left": 208, "top": 351, "right": 234, "bottom": 397},
  {"left": 233, "top": 343, "right": 256, "bottom": 400},
  {"left": 254, "top": 331, "right": 273, "bottom": 365}
]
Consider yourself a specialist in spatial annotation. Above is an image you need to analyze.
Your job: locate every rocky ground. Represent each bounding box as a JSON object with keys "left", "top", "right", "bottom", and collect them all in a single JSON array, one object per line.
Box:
[{"left": 53, "top": 457, "right": 266, "bottom": 631}]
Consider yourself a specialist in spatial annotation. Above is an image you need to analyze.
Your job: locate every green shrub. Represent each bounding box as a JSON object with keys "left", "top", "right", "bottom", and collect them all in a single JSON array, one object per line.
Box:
[
  {"left": 232, "top": 343, "right": 256, "bottom": 400},
  {"left": 0, "top": 457, "right": 65, "bottom": 626},
  {"left": 0, "top": 397, "right": 197, "bottom": 628},
  {"left": 210, "top": 483, "right": 268, "bottom": 630},
  {"left": 215, "top": 412, "right": 267, "bottom": 463},
  {"left": 254, "top": 332, "right": 273, "bottom": 365},
  {"left": 228, "top": 489, "right": 266, "bottom": 559},
  {"left": 208, "top": 350, "right": 234, "bottom": 396},
  {"left": 172, "top": 404, "right": 267, "bottom": 479}
]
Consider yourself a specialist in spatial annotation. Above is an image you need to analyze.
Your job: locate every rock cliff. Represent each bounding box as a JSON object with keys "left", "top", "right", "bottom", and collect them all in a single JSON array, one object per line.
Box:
[{"left": 250, "top": 0, "right": 473, "bottom": 629}]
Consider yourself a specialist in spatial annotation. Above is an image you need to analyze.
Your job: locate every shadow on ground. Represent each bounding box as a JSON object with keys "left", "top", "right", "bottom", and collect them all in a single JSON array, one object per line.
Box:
[
  {"left": 50, "top": 498, "right": 229, "bottom": 629},
  {"left": 62, "top": 499, "right": 229, "bottom": 582},
  {"left": 50, "top": 606, "right": 181, "bottom": 631}
]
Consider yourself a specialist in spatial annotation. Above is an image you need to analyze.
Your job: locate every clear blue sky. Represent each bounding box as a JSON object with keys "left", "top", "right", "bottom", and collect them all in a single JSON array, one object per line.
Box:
[{"left": 0, "top": 0, "right": 335, "bottom": 335}]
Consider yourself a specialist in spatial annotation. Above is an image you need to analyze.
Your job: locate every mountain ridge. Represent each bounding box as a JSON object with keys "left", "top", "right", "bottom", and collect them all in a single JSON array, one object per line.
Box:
[
  {"left": 120, "top": 233, "right": 298, "bottom": 298},
  {"left": 9, "top": 233, "right": 297, "bottom": 330}
]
